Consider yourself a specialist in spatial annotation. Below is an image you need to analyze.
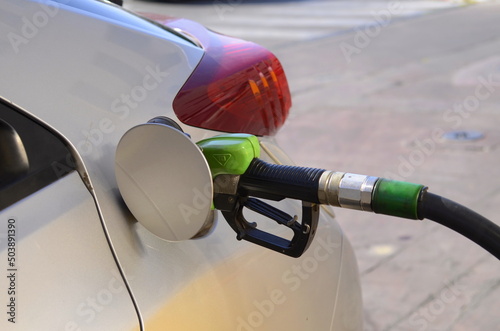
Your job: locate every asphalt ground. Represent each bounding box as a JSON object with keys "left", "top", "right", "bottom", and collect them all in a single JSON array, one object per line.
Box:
[{"left": 273, "top": 3, "right": 500, "bottom": 330}]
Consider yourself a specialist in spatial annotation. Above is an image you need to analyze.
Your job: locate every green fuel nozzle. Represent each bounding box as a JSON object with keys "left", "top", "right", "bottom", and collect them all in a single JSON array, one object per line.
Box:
[
  {"left": 196, "top": 134, "right": 427, "bottom": 257},
  {"left": 197, "top": 134, "right": 261, "bottom": 178},
  {"left": 197, "top": 133, "right": 500, "bottom": 260}
]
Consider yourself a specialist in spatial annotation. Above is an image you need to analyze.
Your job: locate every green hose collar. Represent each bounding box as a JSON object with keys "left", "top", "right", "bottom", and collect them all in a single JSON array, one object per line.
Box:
[{"left": 372, "top": 179, "right": 425, "bottom": 220}]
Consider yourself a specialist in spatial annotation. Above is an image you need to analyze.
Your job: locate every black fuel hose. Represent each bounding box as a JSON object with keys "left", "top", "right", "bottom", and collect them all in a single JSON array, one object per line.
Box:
[
  {"left": 421, "top": 192, "right": 500, "bottom": 260},
  {"left": 239, "top": 159, "right": 500, "bottom": 259}
]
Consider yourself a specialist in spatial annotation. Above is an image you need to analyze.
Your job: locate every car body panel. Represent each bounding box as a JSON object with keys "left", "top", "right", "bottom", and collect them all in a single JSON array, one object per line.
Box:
[
  {"left": 0, "top": 171, "right": 139, "bottom": 330},
  {"left": 0, "top": 0, "right": 363, "bottom": 329}
]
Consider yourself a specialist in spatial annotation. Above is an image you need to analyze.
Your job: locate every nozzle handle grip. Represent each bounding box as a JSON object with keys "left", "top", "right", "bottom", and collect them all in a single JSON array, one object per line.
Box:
[{"left": 239, "top": 158, "right": 325, "bottom": 203}]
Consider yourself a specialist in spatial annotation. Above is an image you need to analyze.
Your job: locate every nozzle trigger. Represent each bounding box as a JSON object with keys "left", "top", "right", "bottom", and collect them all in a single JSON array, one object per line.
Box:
[{"left": 220, "top": 197, "right": 319, "bottom": 258}]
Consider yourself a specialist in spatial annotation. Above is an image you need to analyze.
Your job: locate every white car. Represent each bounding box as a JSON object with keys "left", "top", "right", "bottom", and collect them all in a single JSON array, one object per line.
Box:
[{"left": 0, "top": 0, "right": 362, "bottom": 330}]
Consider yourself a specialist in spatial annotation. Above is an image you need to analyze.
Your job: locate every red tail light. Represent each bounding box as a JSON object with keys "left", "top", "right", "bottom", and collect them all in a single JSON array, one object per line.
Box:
[{"left": 142, "top": 14, "right": 291, "bottom": 136}]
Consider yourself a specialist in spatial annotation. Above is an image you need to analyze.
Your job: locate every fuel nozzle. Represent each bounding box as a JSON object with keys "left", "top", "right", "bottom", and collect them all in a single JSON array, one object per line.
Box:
[
  {"left": 198, "top": 133, "right": 500, "bottom": 260},
  {"left": 197, "top": 134, "right": 426, "bottom": 257}
]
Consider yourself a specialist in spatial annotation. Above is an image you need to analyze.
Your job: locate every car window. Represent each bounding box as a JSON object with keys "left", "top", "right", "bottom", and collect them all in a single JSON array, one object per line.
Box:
[{"left": 0, "top": 98, "right": 75, "bottom": 210}]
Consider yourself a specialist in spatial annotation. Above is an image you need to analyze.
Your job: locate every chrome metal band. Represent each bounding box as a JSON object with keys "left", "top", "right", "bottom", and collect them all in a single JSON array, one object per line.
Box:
[
  {"left": 359, "top": 176, "right": 379, "bottom": 211},
  {"left": 338, "top": 174, "right": 379, "bottom": 212},
  {"left": 318, "top": 171, "right": 345, "bottom": 207}
]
